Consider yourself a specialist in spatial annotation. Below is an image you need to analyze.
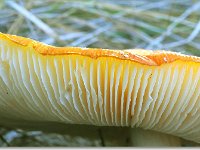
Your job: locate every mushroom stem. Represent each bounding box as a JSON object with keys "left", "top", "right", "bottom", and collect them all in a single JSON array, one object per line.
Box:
[{"left": 130, "top": 128, "right": 181, "bottom": 147}]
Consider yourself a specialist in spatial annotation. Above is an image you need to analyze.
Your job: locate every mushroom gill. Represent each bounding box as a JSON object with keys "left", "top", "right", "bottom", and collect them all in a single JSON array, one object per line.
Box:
[{"left": 0, "top": 32, "right": 200, "bottom": 144}]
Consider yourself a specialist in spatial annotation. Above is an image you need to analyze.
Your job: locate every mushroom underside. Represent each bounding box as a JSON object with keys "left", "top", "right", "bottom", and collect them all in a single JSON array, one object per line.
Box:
[{"left": 0, "top": 37, "right": 200, "bottom": 144}]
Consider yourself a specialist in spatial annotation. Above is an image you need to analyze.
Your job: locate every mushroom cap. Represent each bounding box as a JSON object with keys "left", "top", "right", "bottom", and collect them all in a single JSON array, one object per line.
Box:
[{"left": 0, "top": 32, "right": 200, "bottom": 143}]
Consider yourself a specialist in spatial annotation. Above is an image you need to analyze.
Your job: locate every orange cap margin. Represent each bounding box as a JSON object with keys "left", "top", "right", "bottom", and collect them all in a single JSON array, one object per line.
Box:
[{"left": 0, "top": 32, "right": 200, "bottom": 66}]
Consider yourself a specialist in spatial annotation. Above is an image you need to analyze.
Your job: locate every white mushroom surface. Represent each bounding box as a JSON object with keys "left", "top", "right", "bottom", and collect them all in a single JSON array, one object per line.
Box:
[{"left": 0, "top": 32, "right": 200, "bottom": 143}]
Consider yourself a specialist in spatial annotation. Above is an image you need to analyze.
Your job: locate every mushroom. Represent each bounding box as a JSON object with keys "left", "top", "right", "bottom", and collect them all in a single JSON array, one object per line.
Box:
[{"left": 0, "top": 32, "right": 200, "bottom": 146}]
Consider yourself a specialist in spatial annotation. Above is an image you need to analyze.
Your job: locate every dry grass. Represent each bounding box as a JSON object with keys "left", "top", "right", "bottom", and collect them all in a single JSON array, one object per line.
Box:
[
  {"left": 1, "top": 0, "right": 200, "bottom": 55},
  {"left": 0, "top": 0, "right": 200, "bottom": 147}
]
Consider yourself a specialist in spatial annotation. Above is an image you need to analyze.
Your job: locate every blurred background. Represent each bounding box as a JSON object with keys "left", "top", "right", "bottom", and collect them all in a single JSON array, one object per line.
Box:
[{"left": 0, "top": 0, "right": 200, "bottom": 147}]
